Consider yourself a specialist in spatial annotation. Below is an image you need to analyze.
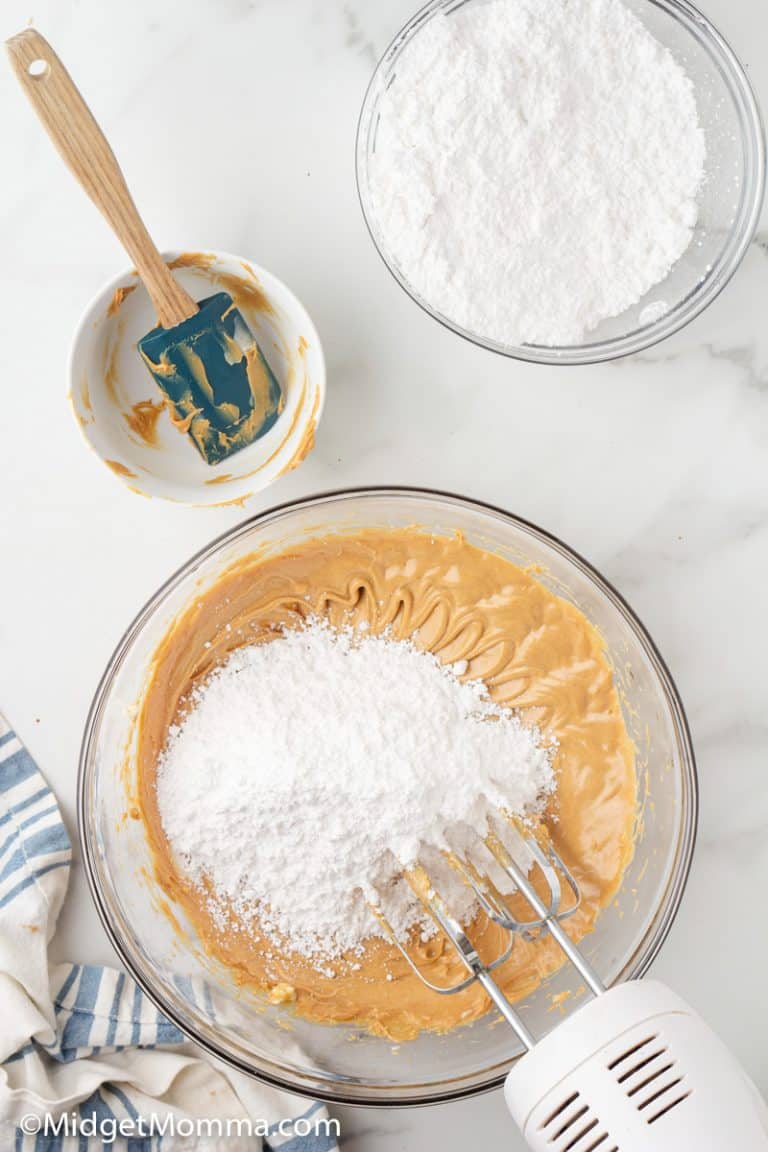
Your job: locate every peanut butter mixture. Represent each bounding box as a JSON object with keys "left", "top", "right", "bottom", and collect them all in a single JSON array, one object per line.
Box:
[{"left": 137, "top": 530, "right": 636, "bottom": 1040}]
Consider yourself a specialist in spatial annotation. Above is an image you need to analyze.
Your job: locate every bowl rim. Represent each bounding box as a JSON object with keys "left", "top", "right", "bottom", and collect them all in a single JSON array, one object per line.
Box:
[
  {"left": 355, "top": 0, "right": 766, "bottom": 366},
  {"left": 78, "top": 485, "right": 698, "bottom": 1106},
  {"left": 66, "top": 247, "right": 327, "bottom": 506}
]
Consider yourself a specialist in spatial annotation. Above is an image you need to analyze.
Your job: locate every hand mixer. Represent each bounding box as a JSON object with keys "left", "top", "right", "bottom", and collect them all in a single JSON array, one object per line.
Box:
[{"left": 384, "top": 824, "right": 768, "bottom": 1151}]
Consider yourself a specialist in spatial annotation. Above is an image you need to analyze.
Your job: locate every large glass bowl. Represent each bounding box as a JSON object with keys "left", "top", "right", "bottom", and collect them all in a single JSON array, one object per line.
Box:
[
  {"left": 356, "top": 0, "right": 765, "bottom": 365},
  {"left": 79, "top": 488, "right": 697, "bottom": 1105}
]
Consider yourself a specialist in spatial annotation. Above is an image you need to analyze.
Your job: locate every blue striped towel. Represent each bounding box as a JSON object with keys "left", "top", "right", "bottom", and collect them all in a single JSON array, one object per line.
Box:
[{"left": 0, "top": 715, "right": 340, "bottom": 1151}]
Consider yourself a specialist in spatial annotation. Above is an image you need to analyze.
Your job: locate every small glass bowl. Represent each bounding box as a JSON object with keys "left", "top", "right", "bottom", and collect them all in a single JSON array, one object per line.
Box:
[
  {"left": 79, "top": 488, "right": 697, "bottom": 1106},
  {"left": 356, "top": 0, "right": 765, "bottom": 365}
]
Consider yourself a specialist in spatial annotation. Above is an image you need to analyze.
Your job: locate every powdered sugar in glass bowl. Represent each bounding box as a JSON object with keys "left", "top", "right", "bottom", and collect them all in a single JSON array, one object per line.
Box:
[
  {"left": 356, "top": 0, "right": 765, "bottom": 365},
  {"left": 79, "top": 488, "right": 697, "bottom": 1105}
]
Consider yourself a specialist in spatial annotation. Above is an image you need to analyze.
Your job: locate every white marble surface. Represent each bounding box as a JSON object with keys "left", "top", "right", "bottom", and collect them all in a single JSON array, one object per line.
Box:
[{"left": 0, "top": 0, "right": 766, "bottom": 1146}]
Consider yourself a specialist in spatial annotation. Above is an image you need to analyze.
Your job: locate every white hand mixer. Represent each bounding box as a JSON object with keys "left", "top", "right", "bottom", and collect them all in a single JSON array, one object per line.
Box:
[{"left": 384, "top": 825, "right": 768, "bottom": 1151}]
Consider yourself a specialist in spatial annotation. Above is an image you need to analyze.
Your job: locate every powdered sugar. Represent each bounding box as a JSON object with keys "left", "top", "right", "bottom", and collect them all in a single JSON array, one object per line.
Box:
[
  {"left": 156, "top": 621, "right": 554, "bottom": 961},
  {"left": 369, "top": 0, "right": 706, "bottom": 346}
]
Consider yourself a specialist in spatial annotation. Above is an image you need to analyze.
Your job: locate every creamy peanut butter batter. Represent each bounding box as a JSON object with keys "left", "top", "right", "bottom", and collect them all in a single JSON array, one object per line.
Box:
[{"left": 137, "top": 530, "right": 636, "bottom": 1040}]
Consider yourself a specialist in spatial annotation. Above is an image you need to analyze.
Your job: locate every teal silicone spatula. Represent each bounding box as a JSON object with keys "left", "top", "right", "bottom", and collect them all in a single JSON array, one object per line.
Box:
[{"left": 6, "top": 29, "right": 282, "bottom": 465}]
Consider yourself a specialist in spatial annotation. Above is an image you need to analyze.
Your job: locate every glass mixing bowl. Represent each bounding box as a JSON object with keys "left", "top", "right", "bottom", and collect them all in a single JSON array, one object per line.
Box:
[
  {"left": 356, "top": 0, "right": 765, "bottom": 365},
  {"left": 79, "top": 488, "right": 697, "bottom": 1105}
]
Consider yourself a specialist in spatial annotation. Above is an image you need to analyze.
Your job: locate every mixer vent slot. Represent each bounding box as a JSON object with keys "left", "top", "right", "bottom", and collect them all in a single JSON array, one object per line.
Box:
[
  {"left": 608, "top": 1032, "right": 692, "bottom": 1128},
  {"left": 646, "top": 1089, "right": 692, "bottom": 1126},
  {"left": 607, "top": 1033, "right": 657, "bottom": 1070},
  {"left": 617, "top": 1046, "right": 668, "bottom": 1084},
  {"left": 539, "top": 1091, "right": 615, "bottom": 1151}
]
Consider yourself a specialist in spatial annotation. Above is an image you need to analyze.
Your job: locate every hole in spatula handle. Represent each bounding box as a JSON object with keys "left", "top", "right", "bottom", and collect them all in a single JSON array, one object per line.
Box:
[{"left": 27, "top": 58, "right": 49, "bottom": 78}]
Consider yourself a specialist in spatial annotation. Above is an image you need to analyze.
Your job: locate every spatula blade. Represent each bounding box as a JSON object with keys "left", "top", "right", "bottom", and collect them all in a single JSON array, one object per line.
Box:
[{"left": 138, "top": 291, "right": 283, "bottom": 465}]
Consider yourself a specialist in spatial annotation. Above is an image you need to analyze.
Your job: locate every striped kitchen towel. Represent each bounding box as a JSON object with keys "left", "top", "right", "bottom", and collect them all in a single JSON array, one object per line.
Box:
[{"left": 0, "top": 715, "right": 340, "bottom": 1151}]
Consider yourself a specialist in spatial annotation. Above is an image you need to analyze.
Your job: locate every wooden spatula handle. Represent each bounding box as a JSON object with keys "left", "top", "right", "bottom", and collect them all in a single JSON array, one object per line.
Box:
[{"left": 6, "top": 29, "right": 198, "bottom": 329}]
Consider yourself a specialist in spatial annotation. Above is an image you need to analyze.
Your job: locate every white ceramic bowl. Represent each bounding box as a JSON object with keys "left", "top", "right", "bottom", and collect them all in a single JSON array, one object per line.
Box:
[{"left": 69, "top": 250, "right": 325, "bottom": 506}]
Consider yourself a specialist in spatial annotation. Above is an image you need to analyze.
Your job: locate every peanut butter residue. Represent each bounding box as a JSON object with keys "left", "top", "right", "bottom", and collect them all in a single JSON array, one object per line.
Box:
[
  {"left": 123, "top": 399, "right": 166, "bottom": 447},
  {"left": 79, "top": 375, "right": 93, "bottom": 417},
  {"left": 106, "top": 256, "right": 274, "bottom": 327},
  {"left": 104, "top": 326, "right": 122, "bottom": 406},
  {"left": 105, "top": 459, "right": 137, "bottom": 479},
  {"left": 71, "top": 375, "right": 94, "bottom": 430},
  {"left": 107, "top": 283, "right": 137, "bottom": 316},
  {"left": 247, "top": 344, "right": 284, "bottom": 423},
  {"left": 279, "top": 343, "right": 319, "bottom": 476},
  {"left": 240, "top": 375, "right": 309, "bottom": 481},
  {"left": 138, "top": 531, "right": 636, "bottom": 1041},
  {"left": 279, "top": 393, "right": 318, "bottom": 476},
  {"left": 168, "top": 252, "right": 275, "bottom": 318}
]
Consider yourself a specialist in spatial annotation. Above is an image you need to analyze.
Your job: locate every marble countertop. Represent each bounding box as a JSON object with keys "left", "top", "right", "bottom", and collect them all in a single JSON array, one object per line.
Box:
[{"left": 0, "top": 0, "right": 766, "bottom": 1146}]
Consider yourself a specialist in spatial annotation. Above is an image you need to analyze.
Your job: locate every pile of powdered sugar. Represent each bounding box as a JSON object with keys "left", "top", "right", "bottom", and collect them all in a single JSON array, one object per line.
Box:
[
  {"left": 368, "top": 0, "right": 706, "bottom": 346},
  {"left": 156, "top": 620, "right": 554, "bottom": 962}
]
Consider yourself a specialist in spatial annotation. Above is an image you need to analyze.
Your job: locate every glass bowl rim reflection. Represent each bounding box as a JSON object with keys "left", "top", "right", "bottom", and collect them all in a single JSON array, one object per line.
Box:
[
  {"left": 355, "top": 0, "right": 766, "bottom": 365},
  {"left": 78, "top": 486, "right": 698, "bottom": 1106}
]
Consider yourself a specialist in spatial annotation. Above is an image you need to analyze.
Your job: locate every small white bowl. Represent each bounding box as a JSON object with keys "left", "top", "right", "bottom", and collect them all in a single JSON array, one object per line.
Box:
[{"left": 69, "top": 250, "right": 325, "bottom": 506}]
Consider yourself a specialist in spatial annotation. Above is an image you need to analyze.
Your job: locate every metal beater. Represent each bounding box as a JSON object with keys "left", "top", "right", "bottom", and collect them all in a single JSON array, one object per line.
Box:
[
  {"left": 382, "top": 823, "right": 603, "bottom": 1051},
  {"left": 378, "top": 823, "right": 768, "bottom": 1151}
]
